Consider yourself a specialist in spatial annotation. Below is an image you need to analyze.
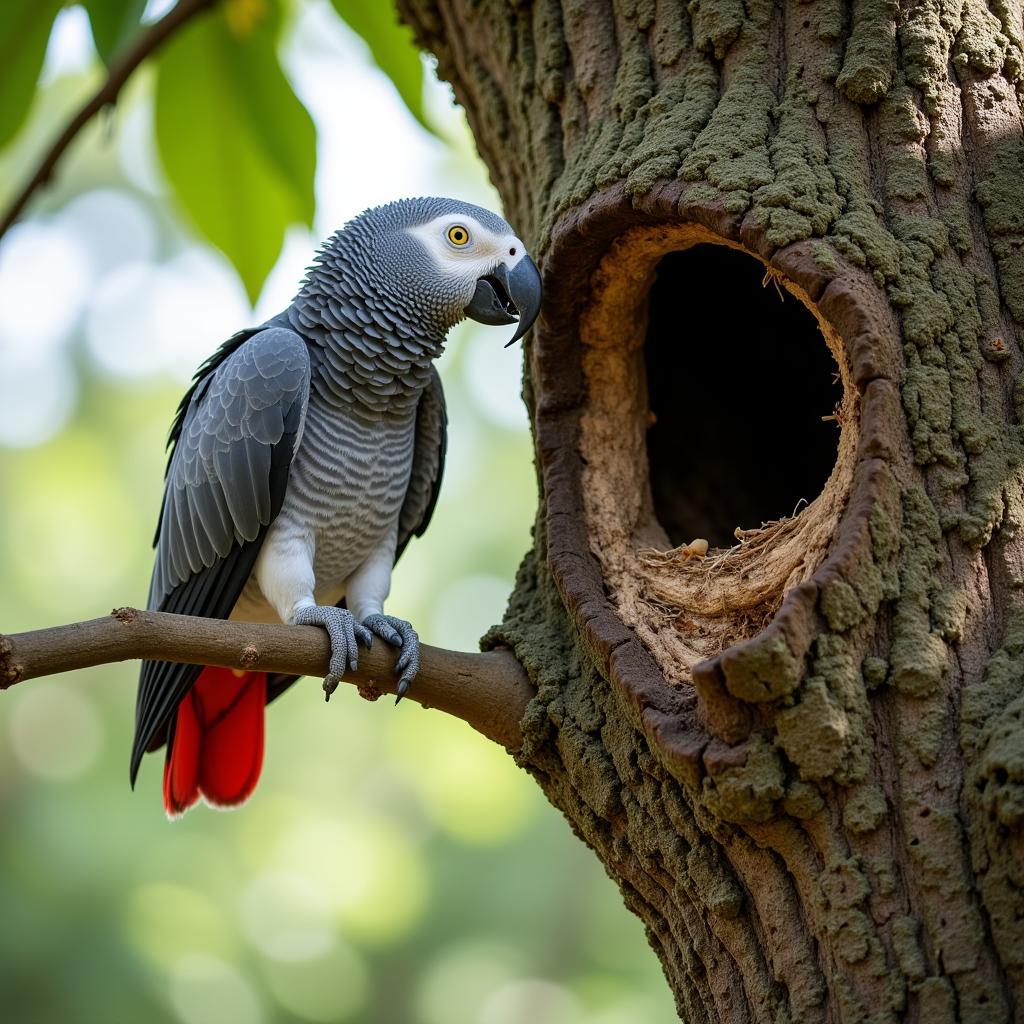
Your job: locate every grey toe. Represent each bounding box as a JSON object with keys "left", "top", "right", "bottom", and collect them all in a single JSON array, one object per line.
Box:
[
  {"left": 293, "top": 605, "right": 371, "bottom": 702},
  {"left": 361, "top": 613, "right": 420, "bottom": 701}
]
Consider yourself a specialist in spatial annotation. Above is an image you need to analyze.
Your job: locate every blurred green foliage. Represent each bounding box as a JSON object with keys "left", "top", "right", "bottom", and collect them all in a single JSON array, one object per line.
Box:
[
  {"left": 83, "top": 0, "right": 147, "bottom": 64},
  {"left": 0, "top": 0, "right": 64, "bottom": 149},
  {"left": 329, "top": 0, "right": 431, "bottom": 132},
  {"left": 155, "top": 1, "right": 316, "bottom": 300},
  {"left": 0, "top": 2, "right": 677, "bottom": 1022},
  {"left": 4, "top": 0, "right": 435, "bottom": 301}
]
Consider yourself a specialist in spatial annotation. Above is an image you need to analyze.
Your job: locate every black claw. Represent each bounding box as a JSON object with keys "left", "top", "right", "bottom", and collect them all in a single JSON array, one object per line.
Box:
[{"left": 395, "top": 678, "right": 410, "bottom": 703}]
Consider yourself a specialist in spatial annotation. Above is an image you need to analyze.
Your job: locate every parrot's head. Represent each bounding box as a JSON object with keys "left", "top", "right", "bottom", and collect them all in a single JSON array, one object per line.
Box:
[{"left": 339, "top": 198, "right": 542, "bottom": 346}]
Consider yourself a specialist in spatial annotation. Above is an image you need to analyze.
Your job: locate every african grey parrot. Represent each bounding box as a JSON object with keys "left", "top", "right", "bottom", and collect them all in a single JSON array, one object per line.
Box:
[{"left": 130, "top": 198, "right": 541, "bottom": 816}]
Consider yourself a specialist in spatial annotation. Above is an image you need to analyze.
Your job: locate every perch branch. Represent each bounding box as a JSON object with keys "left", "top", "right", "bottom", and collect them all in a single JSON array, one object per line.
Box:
[
  {"left": 0, "top": 0, "right": 218, "bottom": 240},
  {"left": 0, "top": 608, "right": 534, "bottom": 750}
]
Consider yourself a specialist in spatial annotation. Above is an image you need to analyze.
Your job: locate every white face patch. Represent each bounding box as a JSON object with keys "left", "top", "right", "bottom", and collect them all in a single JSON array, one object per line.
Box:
[{"left": 406, "top": 214, "right": 526, "bottom": 285}]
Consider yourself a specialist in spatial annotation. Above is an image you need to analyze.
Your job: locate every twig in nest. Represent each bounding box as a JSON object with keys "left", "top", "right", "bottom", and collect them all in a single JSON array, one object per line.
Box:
[{"left": 761, "top": 265, "right": 786, "bottom": 302}]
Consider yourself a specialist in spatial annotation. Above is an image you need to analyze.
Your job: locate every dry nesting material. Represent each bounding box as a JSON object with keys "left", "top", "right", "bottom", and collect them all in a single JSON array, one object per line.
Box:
[{"left": 578, "top": 225, "right": 858, "bottom": 686}]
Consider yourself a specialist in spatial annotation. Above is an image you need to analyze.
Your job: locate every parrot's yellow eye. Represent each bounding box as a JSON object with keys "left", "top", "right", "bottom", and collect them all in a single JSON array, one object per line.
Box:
[{"left": 446, "top": 225, "right": 470, "bottom": 246}]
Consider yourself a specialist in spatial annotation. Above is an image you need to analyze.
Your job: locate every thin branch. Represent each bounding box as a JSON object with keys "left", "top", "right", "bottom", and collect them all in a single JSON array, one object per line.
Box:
[
  {"left": 0, "top": 0, "right": 218, "bottom": 240},
  {"left": 0, "top": 608, "right": 534, "bottom": 751}
]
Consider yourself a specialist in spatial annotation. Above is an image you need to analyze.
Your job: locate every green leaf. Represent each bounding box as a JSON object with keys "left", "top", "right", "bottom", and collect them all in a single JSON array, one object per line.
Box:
[
  {"left": 214, "top": 2, "right": 316, "bottom": 221},
  {"left": 329, "top": 0, "right": 431, "bottom": 133},
  {"left": 0, "top": 0, "right": 64, "bottom": 151},
  {"left": 84, "top": 0, "right": 147, "bottom": 65},
  {"left": 154, "top": 0, "right": 316, "bottom": 303}
]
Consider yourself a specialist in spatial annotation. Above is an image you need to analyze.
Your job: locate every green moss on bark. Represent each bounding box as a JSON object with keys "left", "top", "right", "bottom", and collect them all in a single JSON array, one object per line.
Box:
[
  {"left": 720, "top": 630, "right": 802, "bottom": 702},
  {"left": 687, "top": 0, "right": 744, "bottom": 60},
  {"left": 843, "top": 784, "right": 888, "bottom": 833},
  {"left": 889, "top": 488, "right": 948, "bottom": 695},
  {"left": 836, "top": 0, "right": 897, "bottom": 104},
  {"left": 776, "top": 676, "right": 850, "bottom": 780},
  {"left": 702, "top": 732, "right": 785, "bottom": 823},
  {"left": 961, "top": 608, "right": 1024, "bottom": 981}
]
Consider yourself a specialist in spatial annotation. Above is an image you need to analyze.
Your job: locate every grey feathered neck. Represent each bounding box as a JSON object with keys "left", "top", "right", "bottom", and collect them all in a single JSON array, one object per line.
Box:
[
  {"left": 285, "top": 268, "right": 442, "bottom": 420},
  {"left": 283, "top": 198, "right": 502, "bottom": 420}
]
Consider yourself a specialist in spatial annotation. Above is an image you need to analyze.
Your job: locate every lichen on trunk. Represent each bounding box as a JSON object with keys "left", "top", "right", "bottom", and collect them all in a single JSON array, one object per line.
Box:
[{"left": 401, "top": 0, "right": 1024, "bottom": 1020}]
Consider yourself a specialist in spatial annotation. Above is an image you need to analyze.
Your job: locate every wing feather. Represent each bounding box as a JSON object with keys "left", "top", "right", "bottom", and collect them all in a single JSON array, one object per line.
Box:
[
  {"left": 131, "top": 327, "right": 310, "bottom": 782},
  {"left": 396, "top": 365, "right": 447, "bottom": 560}
]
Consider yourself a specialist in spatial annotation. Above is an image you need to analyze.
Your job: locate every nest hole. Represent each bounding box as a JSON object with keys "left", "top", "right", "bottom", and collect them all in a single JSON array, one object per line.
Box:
[{"left": 645, "top": 245, "right": 843, "bottom": 549}]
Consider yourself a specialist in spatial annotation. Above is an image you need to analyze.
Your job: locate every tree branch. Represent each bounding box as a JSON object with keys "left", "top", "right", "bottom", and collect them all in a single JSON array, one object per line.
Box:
[
  {"left": 0, "top": 0, "right": 218, "bottom": 241},
  {"left": 0, "top": 608, "right": 534, "bottom": 750}
]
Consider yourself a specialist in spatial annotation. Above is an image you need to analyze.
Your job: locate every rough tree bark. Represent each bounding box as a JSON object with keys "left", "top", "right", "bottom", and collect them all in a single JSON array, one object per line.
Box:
[{"left": 396, "top": 1, "right": 1024, "bottom": 1021}]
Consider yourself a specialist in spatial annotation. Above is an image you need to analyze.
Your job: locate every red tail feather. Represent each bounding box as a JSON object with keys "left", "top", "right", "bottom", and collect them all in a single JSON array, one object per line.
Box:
[{"left": 163, "top": 667, "right": 267, "bottom": 818}]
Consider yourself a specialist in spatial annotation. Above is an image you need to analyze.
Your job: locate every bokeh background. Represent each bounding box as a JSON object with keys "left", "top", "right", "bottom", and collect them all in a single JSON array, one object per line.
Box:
[{"left": 0, "top": 3, "right": 676, "bottom": 1021}]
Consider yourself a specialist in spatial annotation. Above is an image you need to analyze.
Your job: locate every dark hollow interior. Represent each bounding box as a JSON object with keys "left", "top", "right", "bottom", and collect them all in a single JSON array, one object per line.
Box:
[{"left": 645, "top": 245, "right": 842, "bottom": 549}]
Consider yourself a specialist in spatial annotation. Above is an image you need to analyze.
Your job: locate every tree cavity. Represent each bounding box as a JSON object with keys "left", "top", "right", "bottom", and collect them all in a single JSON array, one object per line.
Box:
[{"left": 645, "top": 245, "right": 842, "bottom": 549}]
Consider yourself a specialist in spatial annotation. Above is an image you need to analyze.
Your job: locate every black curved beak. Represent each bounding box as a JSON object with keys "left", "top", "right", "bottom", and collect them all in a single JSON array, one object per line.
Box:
[{"left": 464, "top": 255, "right": 542, "bottom": 346}]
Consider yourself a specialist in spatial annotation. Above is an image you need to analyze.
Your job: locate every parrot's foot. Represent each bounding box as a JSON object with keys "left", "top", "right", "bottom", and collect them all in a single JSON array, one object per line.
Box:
[
  {"left": 292, "top": 605, "right": 373, "bottom": 700},
  {"left": 361, "top": 614, "right": 420, "bottom": 703}
]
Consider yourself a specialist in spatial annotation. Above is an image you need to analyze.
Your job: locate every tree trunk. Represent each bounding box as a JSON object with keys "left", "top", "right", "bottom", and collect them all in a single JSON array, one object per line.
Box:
[{"left": 399, "top": 2, "right": 1024, "bottom": 1021}]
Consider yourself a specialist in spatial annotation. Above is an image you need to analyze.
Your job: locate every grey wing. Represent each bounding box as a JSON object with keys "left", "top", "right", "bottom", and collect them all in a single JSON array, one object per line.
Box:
[
  {"left": 149, "top": 328, "right": 310, "bottom": 606},
  {"left": 396, "top": 364, "right": 448, "bottom": 560},
  {"left": 132, "top": 327, "right": 310, "bottom": 784}
]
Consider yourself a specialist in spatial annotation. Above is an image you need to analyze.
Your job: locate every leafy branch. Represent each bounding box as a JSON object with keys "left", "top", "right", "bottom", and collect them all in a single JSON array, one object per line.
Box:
[
  {"left": 0, "top": 0, "right": 218, "bottom": 241},
  {"left": 1, "top": 0, "right": 433, "bottom": 301}
]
